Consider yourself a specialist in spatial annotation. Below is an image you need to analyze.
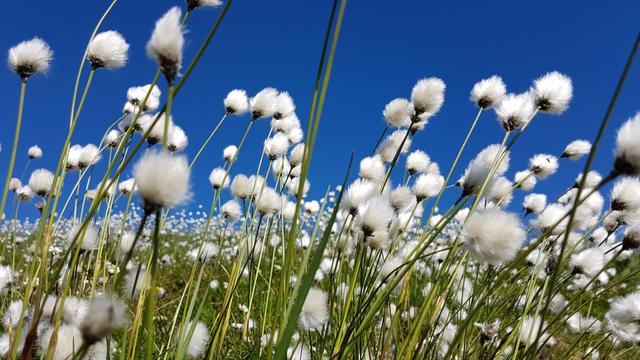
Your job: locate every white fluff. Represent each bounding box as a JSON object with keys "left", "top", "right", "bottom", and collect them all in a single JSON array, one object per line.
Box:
[
  {"left": 299, "top": 288, "right": 328, "bottom": 331},
  {"left": 357, "top": 196, "right": 394, "bottom": 238},
  {"left": 256, "top": 187, "right": 281, "bottom": 215},
  {"left": 208, "top": 167, "right": 230, "bottom": 189},
  {"left": 118, "top": 178, "right": 137, "bottom": 195},
  {"left": 607, "top": 292, "right": 640, "bottom": 325},
  {"left": 28, "top": 145, "right": 43, "bottom": 159},
  {"left": 78, "top": 144, "right": 101, "bottom": 169},
  {"left": 528, "top": 154, "right": 559, "bottom": 179},
  {"left": 184, "top": 321, "right": 209, "bottom": 358},
  {"left": 614, "top": 112, "right": 640, "bottom": 176},
  {"left": 250, "top": 87, "right": 279, "bottom": 119},
  {"left": 264, "top": 132, "right": 290, "bottom": 160},
  {"left": 562, "top": 139, "right": 591, "bottom": 160},
  {"left": 104, "top": 129, "right": 120, "bottom": 148},
  {"left": 406, "top": 150, "right": 430, "bottom": 175},
  {"left": 38, "top": 324, "right": 84, "bottom": 360},
  {"left": 28, "top": 168, "right": 54, "bottom": 196},
  {"left": 413, "top": 173, "right": 444, "bottom": 201},
  {"left": 230, "top": 174, "right": 252, "bottom": 200},
  {"left": 8, "top": 37, "right": 53, "bottom": 79},
  {"left": 514, "top": 170, "right": 537, "bottom": 191},
  {"left": 68, "top": 223, "right": 99, "bottom": 251},
  {"left": 80, "top": 294, "right": 126, "bottom": 344},
  {"left": 0, "top": 266, "right": 12, "bottom": 296},
  {"left": 495, "top": 93, "right": 535, "bottom": 131},
  {"left": 168, "top": 124, "right": 188, "bottom": 152},
  {"left": 390, "top": 186, "right": 417, "bottom": 212},
  {"left": 359, "top": 155, "right": 385, "bottom": 182},
  {"left": 224, "top": 89, "right": 249, "bottom": 115},
  {"left": 273, "top": 91, "right": 296, "bottom": 119},
  {"left": 223, "top": 145, "right": 238, "bottom": 162},
  {"left": 221, "top": 200, "right": 242, "bottom": 221},
  {"left": 411, "top": 77, "right": 445, "bottom": 115},
  {"left": 531, "top": 71, "right": 573, "bottom": 114},
  {"left": 341, "top": 179, "right": 376, "bottom": 214},
  {"left": 570, "top": 247, "right": 605, "bottom": 278},
  {"left": 133, "top": 150, "right": 190, "bottom": 209},
  {"left": 523, "top": 193, "right": 547, "bottom": 215},
  {"left": 611, "top": 177, "right": 640, "bottom": 212},
  {"left": 469, "top": 75, "right": 506, "bottom": 108},
  {"left": 461, "top": 209, "right": 525, "bottom": 265},
  {"left": 146, "top": 7, "right": 184, "bottom": 82},
  {"left": 87, "top": 30, "right": 129, "bottom": 69},
  {"left": 383, "top": 98, "right": 411, "bottom": 127},
  {"left": 532, "top": 203, "right": 568, "bottom": 235}
]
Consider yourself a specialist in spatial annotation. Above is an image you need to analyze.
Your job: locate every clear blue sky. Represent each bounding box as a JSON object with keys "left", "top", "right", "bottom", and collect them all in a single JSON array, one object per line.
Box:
[{"left": 1, "top": 0, "right": 639, "bottom": 220}]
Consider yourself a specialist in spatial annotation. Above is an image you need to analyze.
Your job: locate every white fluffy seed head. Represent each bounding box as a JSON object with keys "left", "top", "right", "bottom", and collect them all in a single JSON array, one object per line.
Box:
[
  {"left": 377, "top": 129, "right": 412, "bottom": 163},
  {"left": 411, "top": 77, "right": 445, "bottom": 116},
  {"left": 390, "top": 186, "right": 417, "bottom": 212},
  {"left": 532, "top": 203, "right": 569, "bottom": 235},
  {"left": 221, "top": 200, "right": 242, "bottom": 222},
  {"left": 133, "top": 150, "right": 190, "bottom": 209},
  {"left": 470, "top": 75, "right": 506, "bottom": 109},
  {"left": 250, "top": 87, "right": 279, "bottom": 120},
  {"left": 383, "top": 98, "right": 411, "bottom": 128},
  {"left": 28, "top": 145, "right": 43, "bottom": 159},
  {"left": 208, "top": 168, "right": 230, "bottom": 189},
  {"left": 146, "top": 7, "right": 184, "bottom": 83},
  {"left": 570, "top": 247, "right": 605, "bottom": 278},
  {"left": 39, "top": 324, "right": 83, "bottom": 360},
  {"left": 264, "top": 132, "right": 290, "bottom": 160},
  {"left": 406, "top": 150, "right": 430, "bottom": 175},
  {"left": 223, "top": 145, "right": 238, "bottom": 162},
  {"left": 528, "top": 154, "right": 559, "bottom": 179},
  {"left": 359, "top": 155, "right": 385, "bottom": 182},
  {"left": 87, "top": 30, "right": 129, "bottom": 69},
  {"left": 16, "top": 185, "right": 34, "bottom": 202},
  {"left": 168, "top": 124, "right": 188, "bottom": 152},
  {"left": 575, "top": 171, "right": 603, "bottom": 189},
  {"left": 8, "top": 37, "right": 53, "bottom": 79},
  {"left": 224, "top": 89, "right": 249, "bottom": 115},
  {"left": 299, "top": 288, "right": 328, "bottom": 331},
  {"left": 486, "top": 176, "right": 513, "bottom": 206},
  {"left": 531, "top": 71, "right": 573, "bottom": 114},
  {"left": 8, "top": 178, "right": 21, "bottom": 192},
  {"left": 230, "top": 174, "right": 252, "bottom": 200},
  {"left": 413, "top": 173, "right": 444, "bottom": 201},
  {"left": 273, "top": 91, "right": 296, "bottom": 119},
  {"left": 78, "top": 144, "right": 101, "bottom": 169},
  {"left": 68, "top": 223, "right": 99, "bottom": 251},
  {"left": 514, "top": 170, "right": 537, "bottom": 191},
  {"left": 341, "top": 179, "right": 376, "bottom": 214},
  {"left": 357, "top": 196, "right": 394, "bottom": 238},
  {"left": 523, "top": 193, "right": 547, "bottom": 215},
  {"left": 495, "top": 93, "right": 536, "bottom": 131},
  {"left": 80, "top": 294, "right": 126, "bottom": 344},
  {"left": 461, "top": 209, "right": 526, "bottom": 265},
  {"left": 614, "top": 113, "right": 640, "bottom": 176},
  {"left": 562, "top": 139, "right": 591, "bottom": 160},
  {"left": 256, "top": 187, "right": 281, "bottom": 215},
  {"left": 28, "top": 168, "right": 54, "bottom": 196},
  {"left": 607, "top": 292, "right": 640, "bottom": 325},
  {"left": 118, "top": 178, "right": 137, "bottom": 195},
  {"left": 184, "top": 321, "right": 209, "bottom": 358},
  {"left": 127, "top": 84, "right": 161, "bottom": 112},
  {"left": 104, "top": 129, "right": 120, "bottom": 148},
  {"left": 611, "top": 177, "right": 640, "bottom": 212},
  {"left": 289, "top": 143, "right": 305, "bottom": 167}
]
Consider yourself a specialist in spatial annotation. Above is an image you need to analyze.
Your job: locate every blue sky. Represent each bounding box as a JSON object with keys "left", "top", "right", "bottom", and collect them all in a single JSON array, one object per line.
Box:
[{"left": 1, "top": 0, "right": 639, "bottom": 220}]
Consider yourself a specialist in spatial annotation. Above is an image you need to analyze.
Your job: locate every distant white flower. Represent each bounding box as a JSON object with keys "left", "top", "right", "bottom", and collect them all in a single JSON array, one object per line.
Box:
[
  {"left": 208, "top": 168, "right": 230, "bottom": 189},
  {"left": 223, "top": 145, "right": 238, "bottom": 162},
  {"left": 80, "top": 294, "right": 126, "bottom": 344},
  {"left": 119, "top": 231, "right": 136, "bottom": 253},
  {"left": 256, "top": 187, "right": 281, "bottom": 215},
  {"left": 470, "top": 75, "right": 506, "bottom": 109},
  {"left": 27, "top": 145, "right": 43, "bottom": 159},
  {"left": 574, "top": 171, "right": 603, "bottom": 189},
  {"left": 146, "top": 7, "right": 184, "bottom": 83},
  {"left": 289, "top": 144, "right": 305, "bottom": 167},
  {"left": 460, "top": 145, "right": 510, "bottom": 196},
  {"left": 571, "top": 247, "right": 605, "bottom": 278},
  {"left": 250, "top": 87, "right": 279, "bottom": 120},
  {"left": 299, "top": 288, "right": 328, "bottom": 331},
  {"left": 406, "top": 150, "right": 430, "bottom": 175},
  {"left": 187, "top": 0, "right": 223, "bottom": 10},
  {"left": 221, "top": 200, "right": 242, "bottom": 221},
  {"left": 341, "top": 179, "right": 376, "bottom": 214},
  {"left": 272, "top": 113, "right": 300, "bottom": 133},
  {"left": 532, "top": 203, "right": 568, "bottom": 235},
  {"left": 65, "top": 144, "right": 83, "bottom": 170},
  {"left": 531, "top": 71, "right": 573, "bottom": 114},
  {"left": 127, "top": 84, "right": 161, "bottom": 112},
  {"left": 486, "top": 176, "right": 513, "bottom": 206},
  {"left": 2, "top": 300, "right": 29, "bottom": 329},
  {"left": 16, "top": 185, "right": 34, "bottom": 202},
  {"left": 518, "top": 316, "right": 553, "bottom": 347},
  {"left": 28, "top": 168, "right": 54, "bottom": 196},
  {"left": 287, "top": 177, "right": 310, "bottom": 198},
  {"left": 198, "top": 243, "right": 220, "bottom": 262},
  {"left": 8, "top": 178, "right": 21, "bottom": 192},
  {"left": 224, "top": 89, "right": 249, "bottom": 115},
  {"left": 390, "top": 186, "right": 417, "bottom": 212},
  {"left": 143, "top": 114, "right": 174, "bottom": 145},
  {"left": 357, "top": 196, "right": 394, "bottom": 239},
  {"left": 411, "top": 77, "right": 445, "bottom": 116},
  {"left": 611, "top": 177, "right": 640, "bottom": 212},
  {"left": 133, "top": 150, "right": 190, "bottom": 209},
  {"left": 562, "top": 140, "right": 591, "bottom": 160},
  {"left": 495, "top": 93, "right": 535, "bottom": 131},
  {"left": 8, "top": 37, "right": 53, "bottom": 79},
  {"left": 528, "top": 154, "right": 559, "bottom": 179},
  {"left": 87, "top": 30, "right": 129, "bottom": 69},
  {"left": 383, "top": 98, "right": 411, "bottom": 128},
  {"left": 230, "top": 174, "right": 252, "bottom": 200},
  {"left": 461, "top": 209, "right": 525, "bottom": 265},
  {"left": 614, "top": 112, "right": 640, "bottom": 176},
  {"left": 118, "top": 178, "right": 138, "bottom": 195},
  {"left": 377, "top": 129, "right": 412, "bottom": 163},
  {"left": 523, "top": 193, "right": 546, "bottom": 215}
]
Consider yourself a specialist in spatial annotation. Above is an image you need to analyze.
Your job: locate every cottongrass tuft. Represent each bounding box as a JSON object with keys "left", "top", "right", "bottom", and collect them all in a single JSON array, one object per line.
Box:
[
  {"left": 87, "top": 30, "right": 129, "bottom": 69},
  {"left": 461, "top": 209, "right": 526, "bottom": 265},
  {"left": 531, "top": 71, "right": 573, "bottom": 114},
  {"left": 133, "top": 150, "right": 190, "bottom": 209},
  {"left": 8, "top": 37, "right": 53, "bottom": 79},
  {"left": 469, "top": 75, "right": 506, "bottom": 109},
  {"left": 299, "top": 287, "right": 328, "bottom": 331},
  {"left": 146, "top": 7, "right": 184, "bottom": 83},
  {"left": 28, "top": 168, "right": 54, "bottom": 196}
]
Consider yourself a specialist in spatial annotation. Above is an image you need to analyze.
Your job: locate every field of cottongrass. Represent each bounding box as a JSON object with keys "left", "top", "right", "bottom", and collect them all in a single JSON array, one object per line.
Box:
[{"left": 1, "top": 0, "right": 640, "bottom": 359}]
